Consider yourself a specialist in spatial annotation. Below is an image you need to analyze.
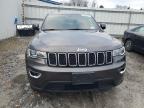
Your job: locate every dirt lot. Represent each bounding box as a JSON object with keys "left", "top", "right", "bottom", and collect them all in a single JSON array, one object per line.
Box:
[{"left": 0, "top": 37, "right": 144, "bottom": 108}]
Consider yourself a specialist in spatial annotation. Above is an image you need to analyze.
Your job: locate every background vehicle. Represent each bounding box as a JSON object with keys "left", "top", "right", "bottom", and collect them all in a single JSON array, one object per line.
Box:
[
  {"left": 25, "top": 14, "right": 126, "bottom": 92},
  {"left": 123, "top": 26, "right": 144, "bottom": 53}
]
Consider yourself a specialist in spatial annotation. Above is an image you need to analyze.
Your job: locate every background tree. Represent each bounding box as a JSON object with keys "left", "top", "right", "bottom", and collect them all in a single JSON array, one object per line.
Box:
[
  {"left": 91, "top": 0, "right": 97, "bottom": 8},
  {"left": 69, "top": 0, "right": 88, "bottom": 7},
  {"left": 116, "top": 5, "right": 130, "bottom": 10},
  {"left": 99, "top": 5, "right": 104, "bottom": 8}
]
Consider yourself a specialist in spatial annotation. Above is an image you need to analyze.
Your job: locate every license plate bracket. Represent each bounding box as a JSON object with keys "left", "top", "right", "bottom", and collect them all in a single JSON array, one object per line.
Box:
[{"left": 72, "top": 72, "right": 95, "bottom": 85}]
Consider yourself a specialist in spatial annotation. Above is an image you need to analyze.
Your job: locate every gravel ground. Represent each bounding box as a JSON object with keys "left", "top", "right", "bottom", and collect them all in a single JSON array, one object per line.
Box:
[{"left": 0, "top": 37, "right": 144, "bottom": 108}]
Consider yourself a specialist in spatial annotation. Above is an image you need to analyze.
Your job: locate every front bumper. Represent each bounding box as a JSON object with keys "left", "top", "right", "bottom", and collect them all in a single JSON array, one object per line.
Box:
[{"left": 26, "top": 60, "right": 125, "bottom": 92}]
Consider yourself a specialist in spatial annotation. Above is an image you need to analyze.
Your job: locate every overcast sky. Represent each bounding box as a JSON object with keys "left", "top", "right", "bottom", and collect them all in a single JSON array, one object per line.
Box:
[{"left": 57, "top": 0, "right": 144, "bottom": 9}]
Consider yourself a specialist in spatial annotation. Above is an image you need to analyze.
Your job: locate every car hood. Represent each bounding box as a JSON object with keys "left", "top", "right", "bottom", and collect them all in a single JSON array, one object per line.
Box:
[{"left": 29, "top": 30, "right": 122, "bottom": 52}]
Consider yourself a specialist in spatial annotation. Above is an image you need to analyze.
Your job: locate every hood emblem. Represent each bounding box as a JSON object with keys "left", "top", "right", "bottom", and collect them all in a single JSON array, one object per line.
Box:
[{"left": 77, "top": 48, "right": 88, "bottom": 52}]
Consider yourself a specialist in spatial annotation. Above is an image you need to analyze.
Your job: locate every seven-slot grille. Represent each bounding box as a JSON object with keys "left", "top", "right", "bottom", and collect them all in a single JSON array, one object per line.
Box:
[{"left": 47, "top": 51, "right": 113, "bottom": 67}]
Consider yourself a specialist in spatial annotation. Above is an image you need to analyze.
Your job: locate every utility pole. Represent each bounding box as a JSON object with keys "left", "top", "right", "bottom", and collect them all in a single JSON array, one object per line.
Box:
[{"left": 22, "top": 0, "right": 25, "bottom": 24}]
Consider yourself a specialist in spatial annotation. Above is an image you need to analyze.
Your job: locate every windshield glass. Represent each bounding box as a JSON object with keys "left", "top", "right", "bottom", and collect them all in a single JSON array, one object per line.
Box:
[{"left": 42, "top": 14, "right": 99, "bottom": 30}]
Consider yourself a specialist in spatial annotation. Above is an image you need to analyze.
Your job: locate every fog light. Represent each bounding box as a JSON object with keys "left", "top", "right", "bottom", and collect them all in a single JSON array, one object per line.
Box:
[
  {"left": 29, "top": 71, "right": 41, "bottom": 79},
  {"left": 120, "top": 68, "right": 126, "bottom": 74}
]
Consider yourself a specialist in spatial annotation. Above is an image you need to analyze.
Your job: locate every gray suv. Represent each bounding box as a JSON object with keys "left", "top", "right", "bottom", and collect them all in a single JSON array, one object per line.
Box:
[{"left": 25, "top": 14, "right": 126, "bottom": 92}]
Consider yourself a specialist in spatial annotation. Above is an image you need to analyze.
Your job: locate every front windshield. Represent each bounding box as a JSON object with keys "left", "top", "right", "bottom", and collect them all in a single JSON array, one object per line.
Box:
[{"left": 42, "top": 14, "right": 99, "bottom": 30}]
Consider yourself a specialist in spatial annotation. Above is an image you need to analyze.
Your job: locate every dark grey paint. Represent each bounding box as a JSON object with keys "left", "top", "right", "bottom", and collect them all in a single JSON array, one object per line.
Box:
[
  {"left": 29, "top": 30, "right": 122, "bottom": 52},
  {"left": 26, "top": 14, "right": 125, "bottom": 92}
]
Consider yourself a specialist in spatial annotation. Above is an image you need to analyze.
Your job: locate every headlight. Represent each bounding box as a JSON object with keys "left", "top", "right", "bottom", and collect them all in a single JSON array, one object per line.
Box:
[
  {"left": 27, "top": 49, "right": 47, "bottom": 58},
  {"left": 113, "top": 47, "right": 125, "bottom": 56}
]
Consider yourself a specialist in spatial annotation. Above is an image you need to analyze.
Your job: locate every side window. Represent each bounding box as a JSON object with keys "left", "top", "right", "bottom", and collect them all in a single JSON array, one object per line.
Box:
[
  {"left": 133, "top": 26, "right": 144, "bottom": 33},
  {"left": 131, "top": 27, "right": 140, "bottom": 32}
]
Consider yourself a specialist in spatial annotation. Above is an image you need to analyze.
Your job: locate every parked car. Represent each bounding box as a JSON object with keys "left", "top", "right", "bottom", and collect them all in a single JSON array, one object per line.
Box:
[
  {"left": 25, "top": 14, "right": 126, "bottom": 92},
  {"left": 123, "top": 26, "right": 144, "bottom": 53}
]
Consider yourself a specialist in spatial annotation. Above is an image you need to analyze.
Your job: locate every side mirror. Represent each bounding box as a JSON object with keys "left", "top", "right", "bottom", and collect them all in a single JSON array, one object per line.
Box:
[
  {"left": 33, "top": 24, "right": 39, "bottom": 31},
  {"left": 100, "top": 23, "right": 106, "bottom": 30}
]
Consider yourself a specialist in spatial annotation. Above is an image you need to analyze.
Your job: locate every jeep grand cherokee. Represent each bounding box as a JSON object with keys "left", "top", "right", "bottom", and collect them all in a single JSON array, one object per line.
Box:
[{"left": 25, "top": 14, "right": 126, "bottom": 92}]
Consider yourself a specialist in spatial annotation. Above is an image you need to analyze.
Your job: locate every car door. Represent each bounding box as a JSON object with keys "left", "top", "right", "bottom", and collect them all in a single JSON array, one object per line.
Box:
[{"left": 132, "top": 26, "right": 144, "bottom": 50}]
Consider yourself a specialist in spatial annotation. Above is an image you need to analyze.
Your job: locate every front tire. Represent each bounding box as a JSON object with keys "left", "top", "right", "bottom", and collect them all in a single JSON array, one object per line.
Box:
[{"left": 124, "top": 39, "right": 133, "bottom": 52}]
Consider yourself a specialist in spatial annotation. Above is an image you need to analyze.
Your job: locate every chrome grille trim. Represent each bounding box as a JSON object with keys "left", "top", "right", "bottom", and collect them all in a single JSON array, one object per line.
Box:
[
  {"left": 48, "top": 53, "right": 57, "bottom": 66},
  {"left": 58, "top": 53, "right": 67, "bottom": 66},
  {"left": 68, "top": 53, "right": 77, "bottom": 66},
  {"left": 78, "top": 53, "right": 87, "bottom": 66},
  {"left": 47, "top": 51, "right": 113, "bottom": 67},
  {"left": 106, "top": 51, "right": 113, "bottom": 64},
  {"left": 97, "top": 52, "right": 105, "bottom": 65},
  {"left": 88, "top": 52, "right": 96, "bottom": 66}
]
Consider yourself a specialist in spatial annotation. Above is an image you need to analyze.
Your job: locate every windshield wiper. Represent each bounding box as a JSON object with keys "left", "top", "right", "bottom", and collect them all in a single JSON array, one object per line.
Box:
[
  {"left": 42, "top": 29, "right": 59, "bottom": 31},
  {"left": 65, "top": 29, "right": 95, "bottom": 30},
  {"left": 42, "top": 28, "right": 98, "bottom": 31},
  {"left": 65, "top": 29, "right": 99, "bottom": 31}
]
